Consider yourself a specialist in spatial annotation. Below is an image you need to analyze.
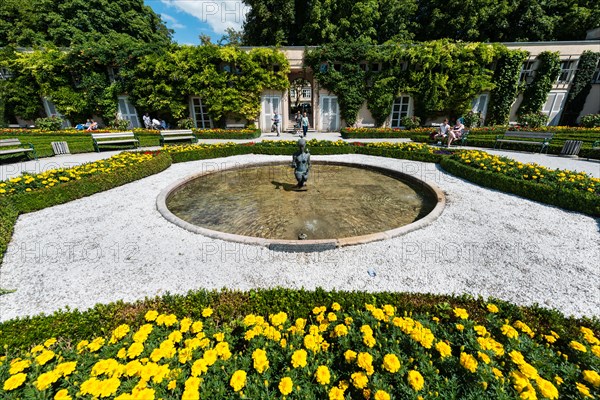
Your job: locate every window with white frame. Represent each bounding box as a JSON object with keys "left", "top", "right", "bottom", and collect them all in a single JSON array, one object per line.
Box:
[
  {"left": 591, "top": 63, "right": 600, "bottom": 84},
  {"left": 301, "top": 88, "right": 311, "bottom": 99},
  {"left": 471, "top": 94, "right": 489, "bottom": 116},
  {"left": 190, "top": 97, "right": 212, "bottom": 129},
  {"left": 0, "top": 68, "right": 13, "bottom": 80},
  {"left": 390, "top": 96, "right": 411, "bottom": 127},
  {"left": 557, "top": 60, "right": 577, "bottom": 84},
  {"left": 42, "top": 98, "right": 71, "bottom": 128},
  {"left": 117, "top": 96, "right": 141, "bottom": 128},
  {"left": 290, "top": 89, "right": 297, "bottom": 99},
  {"left": 519, "top": 60, "right": 536, "bottom": 83}
]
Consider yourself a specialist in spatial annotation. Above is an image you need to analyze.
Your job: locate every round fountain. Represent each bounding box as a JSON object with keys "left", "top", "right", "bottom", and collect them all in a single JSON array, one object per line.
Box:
[{"left": 157, "top": 161, "right": 445, "bottom": 251}]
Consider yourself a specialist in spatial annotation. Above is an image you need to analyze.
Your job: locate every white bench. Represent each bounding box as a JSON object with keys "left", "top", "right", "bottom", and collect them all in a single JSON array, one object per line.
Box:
[
  {"left": 225, "top": 123, "right": 246, "bottom": 129},
  {"left": 160, "top": 129, "right": 197, "bottom": 146},
  {"left": 91, "top": 132, "right": 139, "bottom": 152},
  {"left": 0, "top": 138, "right": 37, "bottom": 160},
  {"left": 358, "top": 122, "right": 375, "bottom": 128}
]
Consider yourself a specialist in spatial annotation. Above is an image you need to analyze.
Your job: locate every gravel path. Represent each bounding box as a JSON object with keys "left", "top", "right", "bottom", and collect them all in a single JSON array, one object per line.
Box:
[{"left": 0, "top": 154, "right": 598, "bottom": 321}]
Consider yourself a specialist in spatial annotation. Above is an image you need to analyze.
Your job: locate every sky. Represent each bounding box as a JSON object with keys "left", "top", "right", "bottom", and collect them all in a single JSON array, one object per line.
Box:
[{"left": 145, "top": 0, "right": 248, "bottom": 45}]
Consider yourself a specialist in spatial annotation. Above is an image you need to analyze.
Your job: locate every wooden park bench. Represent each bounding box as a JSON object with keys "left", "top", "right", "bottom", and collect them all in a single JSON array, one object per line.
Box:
[
  {"left": 494, "top": 131, "right": 554, "bottom": 153},
  {"left": 0, "top": 138, "right": 37, "bottom": 160},
  {"left": 91, "top": 132, "right": 139, "bottom": 152},
  {"left": 159, "top": 129, "right": 197, "bottom": 146}
]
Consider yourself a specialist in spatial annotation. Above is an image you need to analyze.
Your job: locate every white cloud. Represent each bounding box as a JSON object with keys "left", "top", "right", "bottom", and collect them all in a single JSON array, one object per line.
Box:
[
  {"left": 160, "top": 12, "right": 186, "bottom": 30},
  {"left": 160, "top": 0, "right": 248, "bottom": 34}
]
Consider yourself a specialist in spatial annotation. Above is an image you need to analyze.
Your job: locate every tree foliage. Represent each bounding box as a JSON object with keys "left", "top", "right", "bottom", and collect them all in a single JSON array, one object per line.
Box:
[
  {"left": 242, "top": 0, "right": 600, "bottom": 45},
  {"left": 0, "top": 0, "right": 171, "bottom": 48},
  {"left": 486, "top": 50, "right": 529, "bottom": 126}
]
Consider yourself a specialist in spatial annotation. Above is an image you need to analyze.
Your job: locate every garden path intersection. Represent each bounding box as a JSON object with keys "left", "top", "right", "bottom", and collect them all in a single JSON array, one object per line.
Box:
[{"left": 0, "top": 135, "right": 599, "bottom": 322}]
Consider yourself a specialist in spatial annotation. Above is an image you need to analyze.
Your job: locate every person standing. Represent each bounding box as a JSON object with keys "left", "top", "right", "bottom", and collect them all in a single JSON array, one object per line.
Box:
[
  {"left": 301, "top": 112, "right": 309, "bottom": 137},
  {"left": 272, "top": 111, "right": 281, "bottom": 136}
]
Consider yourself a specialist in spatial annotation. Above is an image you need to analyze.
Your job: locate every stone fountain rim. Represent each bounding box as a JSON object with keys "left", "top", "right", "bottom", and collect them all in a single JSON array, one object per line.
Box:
[{"left": 156, "top": 159, "right": 446, "bottom": 251}]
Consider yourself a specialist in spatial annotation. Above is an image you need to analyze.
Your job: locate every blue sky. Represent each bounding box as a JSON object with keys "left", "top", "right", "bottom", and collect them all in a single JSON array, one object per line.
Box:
[{"left": 145, "top": 0, "right": 248, "bottom": 45}]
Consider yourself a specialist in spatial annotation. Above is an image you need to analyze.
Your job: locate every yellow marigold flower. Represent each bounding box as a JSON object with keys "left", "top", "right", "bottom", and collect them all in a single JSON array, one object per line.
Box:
[
  {"left": 230, "top": 370, "right": 247, "bottom": 392},
  {"left": 492, "top": 368, "right": 504, "bottom": 379},
  {"left": 345, "top": 317, "right": 353, "bottom": 326},
  {"left": 331, "top": 302, "right": 341, "bottom": 311},
  {"left": 509, "top": 350, "right": 526, "bottom": 365},
  {"left": 163, "top": 314, "right": 178, "bottom": 327},
  {"left": 474, "top": 325, "right": 488, "bottom": 336},
  {"left": 36, "top": 349, "right": 55, "bottom": 365},
  {"left": 327, "top": 312, "right": 337, "bottom": 322},
  {"left": 435, "top": 341, "right": 452, "bottom": 358},
  {"left": 144, "top": 310, "right": 158, "bottom": 321},
  {"left": 31, "top": 345, "right": 44, "bottom": 354},
  {"left": 519, "top": 362, "right": 538, "bottom": 380},
  {"left": 345, "top": 350, "right": 357, "bottom": 363},
  {"left": 570, "top": 340, "right": 587, "bottom": 352},
  {"left": 334, "top": 324, "right": 348, "bottom": 337},
  {"left": 363, "top": 334, "right": 376, "bottom": 348},
  {"left": 191, "top": 321, "right": 204, "bottom": 333},
  {"left": 203, "top": 349, "right": 218, "bottom": 366},
  {"left": 291, "top": 349, "right": 307, "bottom": 368},
  {"left": 88, "top": 337, "right": 106, "bottom": 352},
  {"left": 478, "top": 351, "right": 491, "bottom": 364},
  {"left": 128, "top": 342, "right": 144, "bottom": 359},
  {"left": 453, "top": 308, "right": 469, "bottom": 319},
  {"left": 455, "top": 324, "right": 464, "bottom": 331},
  {"left": 4, "top": 373, "right": 27, "bottom": 391},
  {"left": 372, "top": 308, "right": 386, "bottom": 321},
  {"left": 535, "top": 377, "right": 559, "bottom": 399},
  {"left": 510, "top": 370, "right": 529, "bottom": 393},
  {"left": 54, "top": 389, "right": 72, "bottom": 400},
  {"left": 279, "top": 377, "right": 293, "bottom": 395},
  {"left": 110, "top": 324, "right": 131, "bottom": 343},
  {"left": 313, "top": 306, "right": 326, "bottom": 314},
  {"left": 383, "top": 353, "right": 401, "bottom": 373},
  {"left": 329, "top": 386, "right": 345, "bottom": 400},
  {"left": 583, "top": 370, "right": 600, "bottom": 388},
  {"left": 408, "top": 370, "right": 424, "bottom": 391},
  {"left": 576, "top": 382, "right": 594, "bottom": 398},
  {"left": 44, "top": 338, "right": 57, "bottom": 348},
  {"left": 180, "top": 317, "right": 192, "bottom": 333},
  {"left": 117, "top": 348, "right": 127, "bottom": 359},
  {"left": 360, "top": 325, "right": 373, "bottom": 336},
  {"left": 35, "top": 370, "right": 61, "bottom": 390},
  {"left": 9, "top": 359, "right": 31, "bottom": 375},
  {"left": 514, "top": 321, "right": 535, "bottom": 338},
  {"left": 592, "top": 345, "right": 600, "bottom": 357},
  {"left": 374, "top": 390, "right": 391, "bottom": 400},
  {"left": 55, "top": 361, "right": 77, "bottom": 377},
  {"left": 357, "top": 352, "right": 374, "bottom": 371},
  {"left": 544, "top": 334, "right": 557, "bottom": 344},
  {"left": 383, "top": 304, "right": 395, "bottom": 316},
  {"left": 316, "top": 365, "right": 331, "bottom": 385},
  {"left": 269, "top": 311, "right": 288, "bottom": 327},
  {"left": 501, "top": 324, "right": 519, "bottom": 339},
  {"left": 191, "top": 359, "right": 208, "bottom": 377},
  {"left": 252, "top": 349, "right": 270, "bottom": 374},
  {"left": 460, "top": 352, "right": 478, "bottom": 373},
  {"left": 351, "top": 371, "right": 369, "bottom": 389}
]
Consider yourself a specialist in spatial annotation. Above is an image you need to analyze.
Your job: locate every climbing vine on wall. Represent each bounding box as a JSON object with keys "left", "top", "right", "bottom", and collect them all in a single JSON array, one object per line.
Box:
[
  {"left": 517, "top": 51, "right": 561, "bottom": 116},
  {"left": 486, "top": 50, "right": 529, "bottom": 126},
  {"left": 559, "top": 50, "right": 600, "bottom": 126},
  {"left": 307, "top": 40, "right": 512, "bottom": 127},
  {"left": 125, "top": 44, "right": 290, "bottom": 124}
]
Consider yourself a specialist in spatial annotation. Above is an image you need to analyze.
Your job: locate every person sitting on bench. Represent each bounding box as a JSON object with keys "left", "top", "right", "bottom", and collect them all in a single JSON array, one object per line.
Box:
[
  {"left": 447, "top": 119, "right": 465, "bottom": 147},
  {"left": 430, "top": 118, "right": 450, "bottom": 143}
]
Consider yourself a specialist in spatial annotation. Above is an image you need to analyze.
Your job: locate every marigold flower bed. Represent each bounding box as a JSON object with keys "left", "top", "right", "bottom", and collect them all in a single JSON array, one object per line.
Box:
[
  {"left": 2, "top": 303, "right": 599, "bottom": 399},
  {"left": 0, "top": 152, "right": 160, "bottom": 196},
  {"left": 452, "top": 150, "right": 600, "bottom": 196}
]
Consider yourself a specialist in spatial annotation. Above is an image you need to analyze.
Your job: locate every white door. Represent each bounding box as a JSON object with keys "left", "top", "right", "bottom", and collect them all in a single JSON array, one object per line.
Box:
[
  {"left": 320, "top": 96, "right": 339, "bottom": 131},
  {"left": 390, "top": 96, "right": 411, "bottom": 128},
  {"left": 262, "top": 95, "right": 281, "bottom": 132},
  {"left": 542, "top": 92, "right": 566, "bottom": 126},
  {"left": 117, "top": 96, "right": 141, "bottom": 128}
]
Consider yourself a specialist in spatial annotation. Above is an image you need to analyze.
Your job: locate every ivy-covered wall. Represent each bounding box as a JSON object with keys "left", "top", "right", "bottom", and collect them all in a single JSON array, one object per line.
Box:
[
  {"left": 559, "top": 50, "right": 600, "bottom": 126},
  {"left": 306, "top": 40, "right": 526, "bottom": 127},
  {"left": 517, "top": 51, "right": 561, "bottom": 117},
  {"left": 486, "top": 51, "right": 529, "bottom": 126}
]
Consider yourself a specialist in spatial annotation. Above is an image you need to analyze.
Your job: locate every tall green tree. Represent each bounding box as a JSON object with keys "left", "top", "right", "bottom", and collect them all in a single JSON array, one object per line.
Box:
[{"left": 0, "top": 0, "right": 171, "bottom": 47}]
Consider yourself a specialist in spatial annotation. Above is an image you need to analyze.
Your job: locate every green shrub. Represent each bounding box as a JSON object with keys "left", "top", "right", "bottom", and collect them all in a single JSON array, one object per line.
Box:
[
  {"left": 580, "top": 114, "right": 600, "bottom": 128},
  {"left": 177, "top": 117, "right": 195, "bottom": 129},
  {"left": 34, "top": 116, "right": 64, "bottom": 131},
  {"left": 517, "top": 112, "right": 548, "bottom": 128},
  {"left": 462, "top": 111, "right": 481, "bottom": 128},
  {"left": 400, "top": 115, "right": 421, "bottom": 129},
  {"left": 109, "top": 118, "right": 131, "bottom": 130}
]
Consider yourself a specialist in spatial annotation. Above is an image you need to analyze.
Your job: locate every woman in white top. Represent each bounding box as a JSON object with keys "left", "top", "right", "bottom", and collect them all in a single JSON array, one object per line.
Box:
[{"left": 447, "top": 120, "right": 465, "bottom": 147}]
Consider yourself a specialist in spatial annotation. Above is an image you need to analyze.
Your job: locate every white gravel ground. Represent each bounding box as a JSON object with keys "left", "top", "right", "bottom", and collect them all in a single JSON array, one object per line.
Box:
[{"left": 0, "top": 154, "right": 599, "bottom": 322}]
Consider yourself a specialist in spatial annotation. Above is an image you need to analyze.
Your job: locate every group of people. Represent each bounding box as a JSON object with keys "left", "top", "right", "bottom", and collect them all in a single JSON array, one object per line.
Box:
[
  {"left": 430, "top": 118, "right": 465, "bottom": 147},
  {"left": 271, "top": 111, "right": 310, "bottom": 137},
  {"left": 75, "top": 119, "right": 98, "bottom": 131},
  {"left": 143, "top": 113, "right": 168, "bottom": 130}
]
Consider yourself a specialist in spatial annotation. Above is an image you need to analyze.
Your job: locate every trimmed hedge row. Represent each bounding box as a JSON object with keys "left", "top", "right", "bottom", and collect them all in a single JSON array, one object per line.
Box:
[
  {"left": 440, "top": 157, "right": 600, "bottom": 217},
  {"left": 0, "top": 198, "right": 18, "bottom": 266},
  {"left": 194, "top": 128, "right": 261, "bottom": 139},
  {"left": 1, "top": 287, "right": 596, "bottom": 352}
]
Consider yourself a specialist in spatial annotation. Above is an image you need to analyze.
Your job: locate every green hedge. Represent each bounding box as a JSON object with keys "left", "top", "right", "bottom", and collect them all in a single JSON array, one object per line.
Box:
[
  {"left": 440, "top": 157, "right": 600, "bottom": 217},
  {"left": 340, "top": 127, "right": 418, "bottom": 139},
  {"left": 1, "top": 287, "right": 596, "bottom": 352},
  {"left": 0, "top": 198, "right": 18, "bottom": 265},
  {"left": 194, "top": 128, "right": 261, "bottom": 140}
]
